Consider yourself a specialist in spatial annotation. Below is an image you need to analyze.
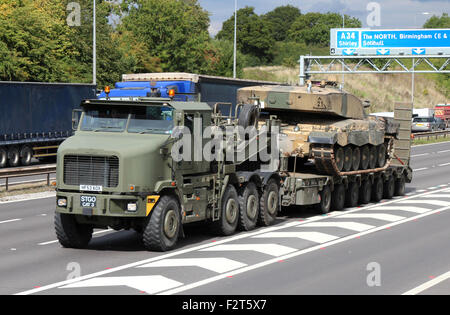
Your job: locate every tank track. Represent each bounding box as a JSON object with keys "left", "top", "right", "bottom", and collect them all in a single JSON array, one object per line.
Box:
[{"left": 311, "top": 138, "right": 394, "bottom": 176}]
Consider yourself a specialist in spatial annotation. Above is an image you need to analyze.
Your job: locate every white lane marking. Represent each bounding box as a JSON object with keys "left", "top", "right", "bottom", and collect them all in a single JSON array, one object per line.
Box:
[
  {"left": 369, "top": 206, "right": 430, "bottom": 214},
  {"left": 438, "top": 162, "right": 450, "bottom": 167},
  {"left": 200, "top": 244, "right": 297, "bottom": 257},
  {"left": 403, "top": 270, "right": 450, "bottom": 295},
  {"left": 399, "top": 200, "right": 450, "bottom": 207},
  {"left": 437, "top": 149, "right": 450, "bottom": 154},
  {"left": 0, "top": 193, "right": 56, "bottom": 205},
  {"left": 16, "top": 187, "right": 450, "bottom": 295},
  {"left": 60, "top": 275, "right": 183, "bottom": 294},
  {"left": 420, "top": 194, "right": 450, "bottom": 198},
  {"left": 160, "top": 206, "right": 450, "bottom": 295},
  {"left": 299, "top": 221, "right": 374, "bottom": 232},
  {"left": 252, "top": 231, "right": 339, "bottom": 243},
  {"left": 38, "top": 229, "right": 113, "bottom": 246},
  {"left": 138, "top": 258, "right": 247, "bottom": 273},
  {"left": 411, "top": 153, "right": 429, "bottom": 157},
  {"left": 337, "top": 213, "right": 405, "bottom": 222},
  {"left": 0, "top": 218, "right": 22, "bottom": 224},
  {"left": 413, "top": 168, "right": 428, "bottom": 172}
]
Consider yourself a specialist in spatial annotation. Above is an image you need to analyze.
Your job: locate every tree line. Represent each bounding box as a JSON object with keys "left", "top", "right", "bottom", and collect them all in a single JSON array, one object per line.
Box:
[{"left": 0, "top": 0, "right": 447, "bottom": 88}]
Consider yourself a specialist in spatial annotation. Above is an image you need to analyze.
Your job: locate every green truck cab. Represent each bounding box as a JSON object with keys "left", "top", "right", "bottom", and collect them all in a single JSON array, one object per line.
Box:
[{"left": 55, "top": 98, "right": 280, "bottom": 251}]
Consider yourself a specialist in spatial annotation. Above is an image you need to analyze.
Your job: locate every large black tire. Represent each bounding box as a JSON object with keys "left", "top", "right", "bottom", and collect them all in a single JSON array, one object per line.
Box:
[
  {"left": 345, "top": 182, "right": 359, "bottom": 208},
  {"left": 0, "top": 147, "right": 7, "bottom": 168},
  {"left": 394, "top": 174, "right": 406, "bottom": 196},
  {"left": 316, "top": 185, "right": 331, "bottom": 214},
  {"left": 359, "top": 180, "right": 372, "bottom": 204},
  {"left": 238, "top": 104, "right": 259, "bottom": 129},
  {"left": 383, "top": 175, "right": 395, "bottom": 199},
  {"left": 8, "top": 146, "right": 20, "bottom": 167},
  {"left": 258, "top": 179, "right": 279, "bottom": 226},
  {"left": 211, "top": 185, "right": 240, "bottom": 236},
  {"left": 143, "top": 195, "right": 181, "bottom": 251},
  {"left": 371, "top": 177, "right": 384, "bottom": 202},
  {"left": 54, "top": 212, "right": 93, "bottom": 249},
  {"left": 20, "top": 145, "right": 33, "bottom": 166},
  {"left": 238, "top": 182, "right": 259, "bottom": 231},
  {"left": 331, "top": 184, "right": 345, "bottom": 211}
]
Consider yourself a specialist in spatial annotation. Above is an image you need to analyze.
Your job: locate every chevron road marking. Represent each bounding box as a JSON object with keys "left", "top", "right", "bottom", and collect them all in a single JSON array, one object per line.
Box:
[
  {"left": 200, "top": 244, "right": 297, "bottom": 257},
  {"left": 399, "top": 200, "right": 450, "bottom": 207},
  {"left": 60, "top": 275, "right": 182, "bottom": 294},
  {"left": 138, "top": 258, "right": 246, "bottom": 273},
  {"left": 420, "top": 194, "right": 450, "bottom": 198},
  {"left": 337, "top": 213, "right": 405, "bottom": 222},
  {"left": 368, "top": 206, "right": 430, "bottom": 214},
  {"left": 252, "top": 231, "right": 339, "bottom": 243},
  {"left": 299, "top": 221, "right": 374, "bottom": 232}
]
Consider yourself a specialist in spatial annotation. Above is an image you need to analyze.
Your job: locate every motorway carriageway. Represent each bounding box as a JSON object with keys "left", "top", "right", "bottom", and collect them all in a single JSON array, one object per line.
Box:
[{"left": 0, "top": 141, "right": 449, "bottom": 295}]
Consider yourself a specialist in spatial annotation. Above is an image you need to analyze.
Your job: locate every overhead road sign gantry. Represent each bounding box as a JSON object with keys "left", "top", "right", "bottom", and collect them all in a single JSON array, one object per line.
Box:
[{"left": 330, "top": 28, "right": 450, "bottom": 56}]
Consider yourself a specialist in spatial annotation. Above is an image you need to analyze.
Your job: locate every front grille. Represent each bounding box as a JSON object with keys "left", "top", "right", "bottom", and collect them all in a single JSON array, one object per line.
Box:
[{"left": 63, "top": 155, "right": 119, "bottom": 188}]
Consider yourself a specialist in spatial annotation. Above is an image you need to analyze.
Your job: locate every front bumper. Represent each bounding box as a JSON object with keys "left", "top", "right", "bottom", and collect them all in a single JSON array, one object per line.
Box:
[{"left": 55, "top": 191, "right": 159, "bottom": 218}]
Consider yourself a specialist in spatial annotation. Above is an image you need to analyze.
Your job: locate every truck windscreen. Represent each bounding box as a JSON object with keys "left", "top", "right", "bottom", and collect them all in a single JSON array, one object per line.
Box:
[
  {"left": 128, "top": 106, "right": 174, "bottom": 134},
  {"left": 80, "top": 107, "right": 129, "bottom": 132}
]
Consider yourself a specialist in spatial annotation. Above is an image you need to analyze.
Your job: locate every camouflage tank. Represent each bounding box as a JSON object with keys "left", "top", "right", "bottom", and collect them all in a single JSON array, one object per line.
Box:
[{"left": 237, "top": 82, "right": 399, "bottom": 176}]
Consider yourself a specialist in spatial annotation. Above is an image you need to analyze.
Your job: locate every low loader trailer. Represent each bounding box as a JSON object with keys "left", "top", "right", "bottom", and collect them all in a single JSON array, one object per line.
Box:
[{"left": 54, "top": 92, "right": 412, "bottom": 251}]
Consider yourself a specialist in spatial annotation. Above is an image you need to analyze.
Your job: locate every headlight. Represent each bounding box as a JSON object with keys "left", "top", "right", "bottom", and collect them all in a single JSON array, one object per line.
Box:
[
  {"left": 57, "top": 198, "right": 67, "bottom": 207},
  {"left": 127, "top": 203, "right": 137, "bottom": 212}
]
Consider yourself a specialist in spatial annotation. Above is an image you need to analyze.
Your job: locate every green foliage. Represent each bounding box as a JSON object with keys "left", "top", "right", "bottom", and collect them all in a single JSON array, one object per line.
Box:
[
  {"left": 216, "top": 6, "right": 273, "bottom": 64},
  {"left": 262, "top": 5, "right": 301, "bottom": 42},
  {"left": 288, "top": 12, "right": 361, "bottom": 46}
]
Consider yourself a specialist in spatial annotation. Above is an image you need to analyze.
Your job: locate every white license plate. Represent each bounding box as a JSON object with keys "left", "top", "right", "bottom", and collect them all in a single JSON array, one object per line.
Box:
[
  {"left": 80, "top": 195, "right": 97, "bottom": 208},
  {"left": 80, "top": 185, "right": 103, "bottom": 192}
]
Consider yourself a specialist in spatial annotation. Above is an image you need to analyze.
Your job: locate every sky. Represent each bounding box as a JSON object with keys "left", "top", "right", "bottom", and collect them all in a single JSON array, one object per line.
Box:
[{"left": 198, "top": 0, "right": 450, "bottom": 36}]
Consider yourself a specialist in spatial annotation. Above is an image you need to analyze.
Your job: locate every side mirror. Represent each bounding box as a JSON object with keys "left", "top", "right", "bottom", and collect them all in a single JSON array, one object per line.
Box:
[{"left": 72, "top": 109, "right": 83, "bottom": 131}]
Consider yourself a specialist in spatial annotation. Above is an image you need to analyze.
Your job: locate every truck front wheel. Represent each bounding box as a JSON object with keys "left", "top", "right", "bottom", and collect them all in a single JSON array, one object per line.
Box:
[
  {"left": 143, "top": 195, "right": 181, "bottom": 252},
  {"left": 54, "top": 213, "right": 93, "bottom": 249}
]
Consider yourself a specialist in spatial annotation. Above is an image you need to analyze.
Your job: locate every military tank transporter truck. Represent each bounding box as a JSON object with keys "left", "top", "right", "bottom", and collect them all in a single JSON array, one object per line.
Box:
[{"left": 54, "top": 83, "right": 412, "bottom": 251}]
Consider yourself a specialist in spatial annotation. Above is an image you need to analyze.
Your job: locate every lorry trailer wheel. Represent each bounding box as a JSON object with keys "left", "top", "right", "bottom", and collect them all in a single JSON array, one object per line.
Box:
[
  {"left": 316, "top": 185, "right": 331, "bottom": 214},
  {"left": 211, "top": 185, "right": 239, "bottom": 236},
  {"left": 258, "top": 179, "right": 279, "bottom": 226},
  {"left": 20, "top": 145, "right": 33, "bottom": 166},
  {"left": 8, "top": 146, "right": 20, "bottom": 167},
  {"left": 359, "top": 180, "right": 372, "bottom": 204},
  {"left": 345, "top": 182, "right": 359, "bottom": 207},
  {"left": 54, "top": 212, "right": 93, "bottom": 249},
  {"left": 331, "top": 184, "right": 345, "bottom": 211},
  {"left": 143, "top": 195, "right": 181, "bottom": 251},
  {"left": 383, "top": 175, "right": 395, "bottom": 199},
  {"left": 394, "top": 174, "right": 406, "bottom": 196},
  {"left": 238, "top": 182, "right": 259, "bottom": 231},
  {"left": 0, "top": 148, "right": 7, "bottom": 168},
  {"left": 371, "top": 177, "right": 384, "bottom": 202}
]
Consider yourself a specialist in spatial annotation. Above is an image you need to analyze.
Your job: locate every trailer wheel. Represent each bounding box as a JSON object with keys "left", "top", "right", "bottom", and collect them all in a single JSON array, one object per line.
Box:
[
  {"left": 371, "top": 177, "right": 384, "bottom": 202},
  {"left": 383, "top": 175, "right": 395, "bottom": 199},
  {"left": 211, "top": 185, "right": 239, "bottom": 235},
  {"left": 8, "top": 146, "right": 20, "bottom": 167},
  {"left": 345, "top": 182, "right": 359, "bottom": 207},
  {"left": 331, "top": 184, "right": 345, "bottom": 211},
  {"left": 316, "top": 185, "right": 331, "bottom": 214},
  {"left": 20, "top": 145, "right": 33, "bottom": 166},
  {"left": 238, "top": 182, "right": 259, "bottom": 231},
  {"left": 258, "top": 179, "right": 279, "bottom": 226},
  {"left": 0, "top": 148, "right": 7, "bottom": 168},
  {"left": 359, "top": 180, "right": 372, "bottom": 204},
  {"left": 394, "top": 174, "right": 406, "bottom": 196},
  {"left": 54, "top": 212, "right": 93, "bottom": 249},
  {"left": 143, "top": 195, "right": 181, "bottom": 251}
]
